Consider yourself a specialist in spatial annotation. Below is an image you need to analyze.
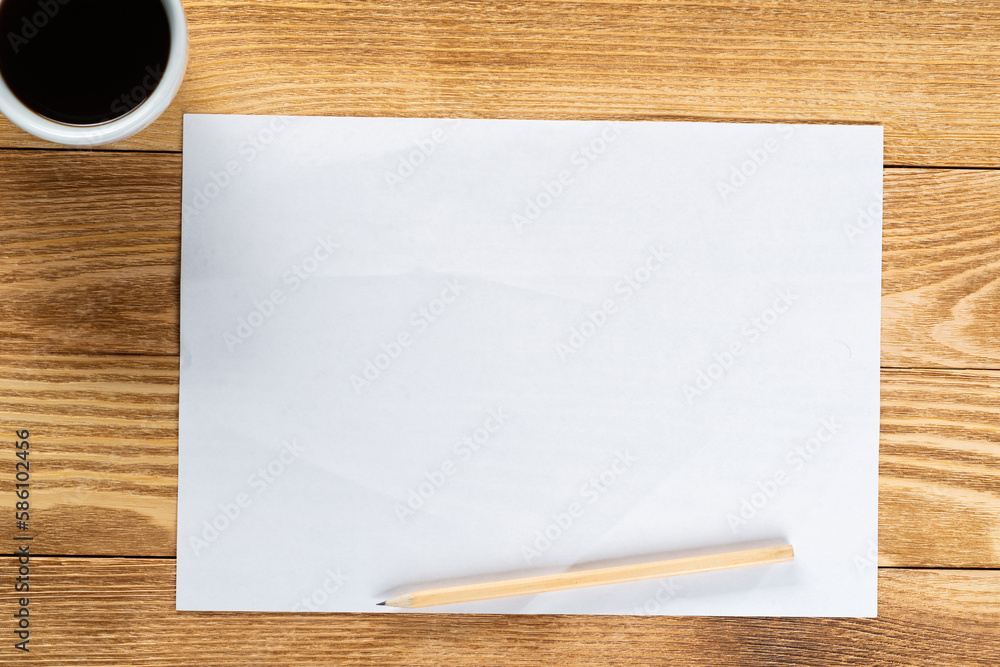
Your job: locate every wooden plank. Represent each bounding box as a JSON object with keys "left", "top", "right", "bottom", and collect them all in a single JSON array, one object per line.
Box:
[
  {"left": 882, "top": 168, "right": 1000, "bottom": 368},
  {"left": 0, "top": 151, "right": 181, "bottom": 356},
  {"left": 0, "top": 355, "right": 178, "bottom": 556},
  {"left": 1, "top": 1, "right": 1000, "bottom": 166},
  {"left": 2, "top": 152, "right": 999, "bottom": 366},
  {"left": 879, "top": 369, "right": 1000, "bottom": 568},
  {"left": 1, "top": 354, "right": 997, "bottom": 566},
  {"left": 0, "top": 559, "right": 996, "bottom": 665}
]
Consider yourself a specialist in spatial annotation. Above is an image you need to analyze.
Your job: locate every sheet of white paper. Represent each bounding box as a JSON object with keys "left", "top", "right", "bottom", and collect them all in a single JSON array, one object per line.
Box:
[{"left": 177, "top": 114, "right": 881, "bottom": 616}]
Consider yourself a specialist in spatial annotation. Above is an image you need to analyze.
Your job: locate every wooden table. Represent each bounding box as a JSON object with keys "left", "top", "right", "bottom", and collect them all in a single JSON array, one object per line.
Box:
[{"left": 1, "top": 1, "right": 999, "bottom": 664}]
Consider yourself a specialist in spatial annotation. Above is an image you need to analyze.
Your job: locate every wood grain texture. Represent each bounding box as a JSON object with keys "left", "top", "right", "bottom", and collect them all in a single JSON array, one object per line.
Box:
[
  {"left": 0, "top": 2, "right": 995, "bottom": 662},
  {"left": 2, "top": 152, "right": 999, "bottom": 367},
  {"left": 0, "top": 151, "right": 181, "bottom": 356},
  {"left": 2, "top": 0, "right": 1000, "bottom": 166},
  {"left": 878, "top": 368, "right": 1000, "bottom": 568},
  {"left": 0, "top": 355, "right": 178, "bottom": 556},
  {"left": 0, "top": 559, "right": 997, "bottom": 666},
  {"left": 882, "top": 168, "right": 1000, "bottom": 368},
  {"left": 1, "top": 354, "right": 997, "bottom": 566}
]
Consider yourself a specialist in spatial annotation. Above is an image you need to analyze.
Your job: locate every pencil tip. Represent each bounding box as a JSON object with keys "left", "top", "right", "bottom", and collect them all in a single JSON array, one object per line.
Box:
[{"left": 376, "top": 601, "right": 386, "bottom": 606}]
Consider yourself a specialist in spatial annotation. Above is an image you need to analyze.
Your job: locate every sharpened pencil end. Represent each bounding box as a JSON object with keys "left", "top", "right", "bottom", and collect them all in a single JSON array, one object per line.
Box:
[{"left": 376, "top": 601, "right": 386, "bottom": 606}]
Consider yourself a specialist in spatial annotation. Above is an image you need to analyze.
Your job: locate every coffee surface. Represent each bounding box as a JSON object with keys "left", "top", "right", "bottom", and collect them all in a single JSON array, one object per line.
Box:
[{"left": 0, "top": 0, "right": 171, "bottom": 124}]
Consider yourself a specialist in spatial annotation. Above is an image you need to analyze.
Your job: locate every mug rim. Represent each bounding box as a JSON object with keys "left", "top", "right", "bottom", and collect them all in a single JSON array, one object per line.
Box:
[{"left": 0, "top": 0, "right": 188, "bottom": 146}]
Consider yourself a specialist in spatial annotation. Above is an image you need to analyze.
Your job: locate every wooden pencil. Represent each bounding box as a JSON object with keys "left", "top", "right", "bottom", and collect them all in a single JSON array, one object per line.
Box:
[{"left": 378, "top": 544, "right": 794, "bottom": 608}]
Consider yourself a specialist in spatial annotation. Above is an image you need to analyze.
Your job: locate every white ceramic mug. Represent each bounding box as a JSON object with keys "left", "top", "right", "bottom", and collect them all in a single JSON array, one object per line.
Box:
[{"left": 0, "top": 0, "right": 187, "bottom": 146}]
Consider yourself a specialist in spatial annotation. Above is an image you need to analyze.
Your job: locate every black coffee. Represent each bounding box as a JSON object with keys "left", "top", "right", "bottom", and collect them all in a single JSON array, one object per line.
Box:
[{"left": 0, "top": 0, "right": 170, "bottom": 125}]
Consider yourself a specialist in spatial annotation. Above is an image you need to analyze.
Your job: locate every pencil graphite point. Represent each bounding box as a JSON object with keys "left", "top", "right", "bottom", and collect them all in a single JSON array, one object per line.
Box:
[{"left": 376, "top": 601, "right": 386, "bottom": 606}]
